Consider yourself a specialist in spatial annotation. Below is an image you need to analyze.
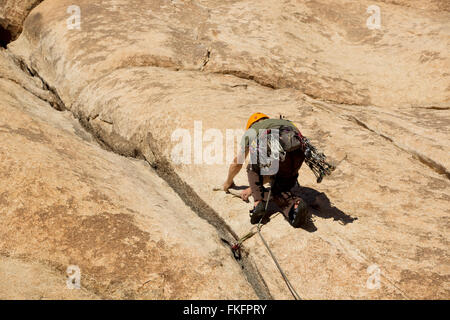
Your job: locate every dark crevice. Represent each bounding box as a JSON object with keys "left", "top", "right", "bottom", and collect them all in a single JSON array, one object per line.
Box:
[
  {"left": 99, "top": 118, "right": 113, "bottom": 125},
  {"left": 410, "top": 152, "right": 450, "bottom": 180},
  {"left": 12, "top": 56, "right": 34, "bottom": 76},
  {"left": 0, "top": 0, "right": 44, "bottom": 44},
  {"left": 7, "top": 55, "right": 66, "bottom": 111},
  {"left": 413, "top": 106, "right": 450, "bottom": 111},
  {"left": 26, "top": 67, "right": 66, "bottom": 111},
  {"left": 350, "top": 116, "right": 394, "bottom": 142},
  {"left": 0, "top": 26, "right": 12, "bottom": 48},
  {"left": 212, "top": 69, "right": 276, "bottom": 89},
  {"left": 0, "top": 74, "right": 60, "bottom": 112},
  {"left": 200, "top": 48, "right": 211, "bottom": 70}
]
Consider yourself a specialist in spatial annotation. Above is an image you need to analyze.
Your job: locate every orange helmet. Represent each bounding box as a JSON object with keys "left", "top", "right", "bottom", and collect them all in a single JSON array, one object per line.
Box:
[{"left": 245, "top": 112, "right": 269, "bottom": 130}]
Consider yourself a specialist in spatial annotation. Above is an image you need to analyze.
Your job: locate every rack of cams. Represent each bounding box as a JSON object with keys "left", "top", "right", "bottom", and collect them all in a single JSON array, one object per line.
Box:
[{"left": 301, "top": 137, "right": 336, "bottom": 183}]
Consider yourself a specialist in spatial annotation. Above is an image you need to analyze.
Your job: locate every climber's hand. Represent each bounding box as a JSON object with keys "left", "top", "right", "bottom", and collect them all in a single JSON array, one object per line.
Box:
[{"left": 241, "top": 187, "right": 252, "bottom": 201}]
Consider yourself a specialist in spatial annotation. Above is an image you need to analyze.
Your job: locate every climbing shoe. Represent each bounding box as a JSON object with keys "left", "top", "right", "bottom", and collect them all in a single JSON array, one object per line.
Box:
[
  {"left": 249, "top": 201, "right": 267, "bottom": 224},
  {"left": 288, "top": 199, "right": 308, "bottom": 228}
]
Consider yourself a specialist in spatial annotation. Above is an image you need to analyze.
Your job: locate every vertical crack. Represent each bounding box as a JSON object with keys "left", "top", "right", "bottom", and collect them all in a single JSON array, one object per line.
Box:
[{"left": 6, "top": 54, "right": 274, "bottom": 300}]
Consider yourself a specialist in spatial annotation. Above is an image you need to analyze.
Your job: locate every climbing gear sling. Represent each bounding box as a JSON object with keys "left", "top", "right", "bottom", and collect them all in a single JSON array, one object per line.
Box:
[
  {"left": 252, "top": 119, "right": 336, "bottom": 183},
  {"left": 300, "top": 136, "right": 335, "bottom": 183}
]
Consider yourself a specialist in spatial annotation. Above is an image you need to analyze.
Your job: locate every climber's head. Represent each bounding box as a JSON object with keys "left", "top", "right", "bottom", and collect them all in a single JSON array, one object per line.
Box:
[{"left": 245, "top": 112, "right": 269, "bottom": 130}]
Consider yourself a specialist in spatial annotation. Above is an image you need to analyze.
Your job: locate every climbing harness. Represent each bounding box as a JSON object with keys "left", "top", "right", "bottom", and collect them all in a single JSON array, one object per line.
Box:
[{"left": 231, "top": 187, "right": 302, "bottom": 300}]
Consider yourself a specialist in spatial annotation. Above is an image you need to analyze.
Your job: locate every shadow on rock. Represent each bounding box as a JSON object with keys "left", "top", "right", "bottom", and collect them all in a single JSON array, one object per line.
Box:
[
  {"left": 234, "top": 183, "right": 356, "bottom": 232},
  {"left": 292, "top": 185, "right": 357, "bottom": 230}
]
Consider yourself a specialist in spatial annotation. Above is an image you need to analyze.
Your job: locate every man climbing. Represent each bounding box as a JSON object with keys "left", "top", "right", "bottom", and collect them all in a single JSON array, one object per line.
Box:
[{"left": 223, "top": 112, "right": 309, "bottom": 227}]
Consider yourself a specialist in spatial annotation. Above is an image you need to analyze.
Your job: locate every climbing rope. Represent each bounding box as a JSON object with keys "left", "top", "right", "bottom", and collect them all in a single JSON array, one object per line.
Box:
[{"left": 232, "top": 188, "right": 302, "bottom": 300}]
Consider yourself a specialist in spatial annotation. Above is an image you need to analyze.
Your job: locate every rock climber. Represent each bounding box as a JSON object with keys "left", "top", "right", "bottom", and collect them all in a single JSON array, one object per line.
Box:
[{"left": 223, "top": 112, "right": 309, "bottom": 227}]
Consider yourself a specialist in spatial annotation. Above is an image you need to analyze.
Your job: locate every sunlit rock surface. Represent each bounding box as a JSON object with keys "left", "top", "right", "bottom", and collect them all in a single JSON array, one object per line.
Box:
[{"left": 1, "top": 0, "right": 449, "bottom": 299}]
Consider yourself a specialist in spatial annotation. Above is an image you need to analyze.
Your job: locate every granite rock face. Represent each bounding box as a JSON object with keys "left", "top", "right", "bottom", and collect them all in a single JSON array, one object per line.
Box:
[
  {"left": 1, "top": 0, "right": 449, "bottom": 299},
  {"left": 0, "top": 0, "right": 43, "bottom": 44},
  {"left": 0, "top": 50, "right": 258, "bottom": 299}
]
